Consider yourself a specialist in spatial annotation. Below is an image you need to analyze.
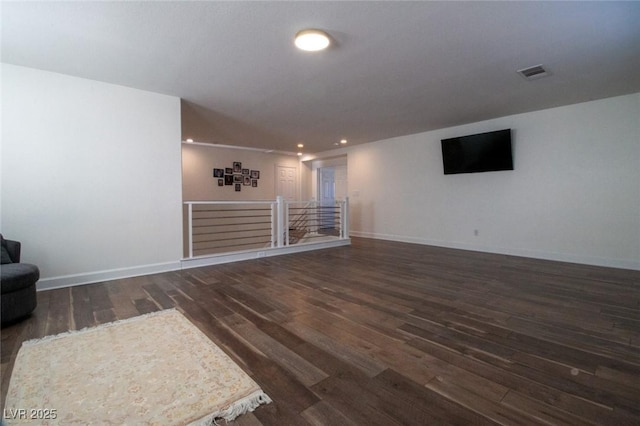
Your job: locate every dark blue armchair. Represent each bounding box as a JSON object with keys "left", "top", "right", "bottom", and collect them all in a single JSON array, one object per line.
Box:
[{"left": 1, "top": 235, "right": 39, "bottom": 326}]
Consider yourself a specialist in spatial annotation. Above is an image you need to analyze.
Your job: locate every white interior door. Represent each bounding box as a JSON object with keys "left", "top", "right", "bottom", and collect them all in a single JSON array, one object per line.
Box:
[
  {"left": 318, "top": 167, "right": 336, "bottom": 231},
  {"left": 275, "top": 165, "right": 297, "bottom": 201},
  {"left": 319, "top": 167, "right": 335, "bottom": 205},
  {"left": 334, "top": 165, "right": 348, "bottom": 200}
]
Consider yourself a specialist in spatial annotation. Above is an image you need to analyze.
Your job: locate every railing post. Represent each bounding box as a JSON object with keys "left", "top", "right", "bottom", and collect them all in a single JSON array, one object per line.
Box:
[
  {"left": 285, "top": 201, "right": 290, "bottom": 246},
  {"left": 342, "top": 197, "right": 349, "bottom": 239},
  {"left": 276, "top": 196, "right": 284, "bottom": 248},
  {"left": 188, "top": 203, "right": 194, "bottom": 258},
  {"left": 312, "top": 199, "right": 318, "bottom": 234},
  {"left": 271, "top": 202, "right": 277, "bottom": 248}
]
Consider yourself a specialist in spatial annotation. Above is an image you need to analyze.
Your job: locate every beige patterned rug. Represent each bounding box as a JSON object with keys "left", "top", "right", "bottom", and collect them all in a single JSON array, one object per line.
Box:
[{"left": 5, "top": 309, "right": 271, "bottom": 425}]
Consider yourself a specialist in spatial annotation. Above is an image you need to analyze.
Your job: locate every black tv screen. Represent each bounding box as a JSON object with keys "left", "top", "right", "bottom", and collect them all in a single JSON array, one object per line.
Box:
[{"left": 441, "top": 129, "right": 513, "bottom": 175}]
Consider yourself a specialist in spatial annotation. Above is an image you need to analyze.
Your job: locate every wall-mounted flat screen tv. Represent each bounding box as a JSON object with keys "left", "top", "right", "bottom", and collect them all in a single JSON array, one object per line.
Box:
[{"left": 441, "top": 129, "right": 513, "bottom": 175}]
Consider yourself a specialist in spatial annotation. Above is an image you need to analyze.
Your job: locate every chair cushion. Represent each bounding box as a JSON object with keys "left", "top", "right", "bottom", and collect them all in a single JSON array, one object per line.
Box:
[
  {"left": 0, "top": 235, "right": 12, "bottom": 264},
  {"left": 1, "top": 246, "right": 12, "bottom": 264},
  {"left": 1, "top": 263, "right": 40, "bottom": 293}
]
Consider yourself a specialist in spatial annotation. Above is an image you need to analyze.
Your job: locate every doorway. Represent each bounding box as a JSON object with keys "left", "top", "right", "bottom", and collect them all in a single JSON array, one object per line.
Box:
[
  {"left": 275, "top": 165, "right": 297, "bottom": 201},
  {"left": 317, "top": 165, "right": 347, "bottom": 233}
]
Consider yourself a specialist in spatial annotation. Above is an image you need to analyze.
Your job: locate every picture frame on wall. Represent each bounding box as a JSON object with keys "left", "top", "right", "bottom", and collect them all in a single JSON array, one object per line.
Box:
[{"left": 217, "top": 163, "right": 260, "bottom": 189}]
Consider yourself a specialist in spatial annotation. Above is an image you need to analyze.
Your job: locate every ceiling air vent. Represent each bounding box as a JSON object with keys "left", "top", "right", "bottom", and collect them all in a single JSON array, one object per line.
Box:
[{"left": 517, "top": 64, "right": 550, "bottom": 80}]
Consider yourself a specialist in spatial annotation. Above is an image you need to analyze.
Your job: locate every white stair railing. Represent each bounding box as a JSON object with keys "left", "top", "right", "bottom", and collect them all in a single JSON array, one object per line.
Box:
[
  {"left": 184, "top": 197, "right": 349, "bottom": 258},
  {"left": 286, "top": 200, "right": 316, "bottom": 245}
]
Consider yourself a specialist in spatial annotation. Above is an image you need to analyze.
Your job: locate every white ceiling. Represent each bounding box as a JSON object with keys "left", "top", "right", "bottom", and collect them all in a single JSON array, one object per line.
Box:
[{"left": 3, "top": 1, "right": 640, "bottom": 154}]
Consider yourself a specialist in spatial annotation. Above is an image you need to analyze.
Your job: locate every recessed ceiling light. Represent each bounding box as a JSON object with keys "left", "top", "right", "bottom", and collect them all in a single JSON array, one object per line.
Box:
[
  {"left": 340, "top": 139, "right": 347, "bottom": 144},
  {"left": 297, "top": 143, "right": 304, "bottom": 148},
  {"left": 295, "top": 29, "right": 330, "bottom": 52},
  {"left": 186, "top": 138, "right": 194, "bottom": 143},
  {"left": 297, "top": 152, "right": 303, "bottom": 156}
]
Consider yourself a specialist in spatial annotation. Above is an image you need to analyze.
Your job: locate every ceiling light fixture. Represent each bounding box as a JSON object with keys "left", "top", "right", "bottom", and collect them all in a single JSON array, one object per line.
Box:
[
  {"left": 297, "top": 152, "right": 303, "bottom": 156},
  {"left": 340, "top": 139, "right": 348, "bottom": 144},
  {"left": 294, "top": 29, "right": 330, "bottom": 52},
  {"left": 186, "top": 138, "right": 194, "bottom": 143},
  {"left": 297, "top": 143, "right": 304, "bottom": 148}
]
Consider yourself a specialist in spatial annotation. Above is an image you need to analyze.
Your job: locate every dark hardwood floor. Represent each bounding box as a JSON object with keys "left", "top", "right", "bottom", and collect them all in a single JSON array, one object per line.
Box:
[{"left": 2, "top": 237, "right": 639, "bottom": 425}]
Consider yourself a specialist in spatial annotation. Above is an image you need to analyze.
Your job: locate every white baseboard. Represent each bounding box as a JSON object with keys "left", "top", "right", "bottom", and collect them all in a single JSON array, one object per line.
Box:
[
  {"left": 181, "top": 239, "right": 351, "bottom": 269},
  {"left": 350, "top": 230, "right": 640, "bottom": 271},
  {"left": 37, "top": 239, "right": 352, "bottom": 290},
  {"left": 37, "top": 261, "right": 183, "bottom": 291}
]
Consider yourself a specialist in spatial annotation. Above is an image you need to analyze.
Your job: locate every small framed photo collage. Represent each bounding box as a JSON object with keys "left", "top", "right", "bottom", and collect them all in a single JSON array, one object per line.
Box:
[{"left": 213, "top": 162, "right": 260, "bottom": 192}]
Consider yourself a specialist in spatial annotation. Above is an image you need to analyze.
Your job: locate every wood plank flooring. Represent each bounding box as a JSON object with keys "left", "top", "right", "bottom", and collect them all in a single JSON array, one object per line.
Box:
[{"left": 2, "top": 237, "right": 639, "bottom": 425}]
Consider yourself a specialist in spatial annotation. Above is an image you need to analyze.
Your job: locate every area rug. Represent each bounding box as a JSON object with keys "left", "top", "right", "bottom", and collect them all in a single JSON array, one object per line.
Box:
[{"left": 4, "top": 309, "right": 271, "bottom": 425}]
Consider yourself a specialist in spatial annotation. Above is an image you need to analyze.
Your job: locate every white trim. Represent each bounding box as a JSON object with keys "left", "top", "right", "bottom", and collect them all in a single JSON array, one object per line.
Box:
[
  {"left": 37, "top": 240, "right": 352, "bottom": 290},
  {"left": 184, "top": 200, "right": 275, "bottom": 205},
  {"left": 181, "top": 239, "right": 351, "bottom": 270},
  {"left": 36, "top": 261, "right": 183, "bottom": 291},
  {"left": 350, "top": 230, "right": 640, "bottom": 271},
  {"left": 182, "top": 140, "right": 297, "bottom": 156}
]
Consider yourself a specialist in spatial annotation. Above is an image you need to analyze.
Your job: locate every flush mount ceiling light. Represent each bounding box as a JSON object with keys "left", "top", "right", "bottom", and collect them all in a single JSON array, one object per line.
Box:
[{"left": 295, "top": 29, "right": 330, "bottom": 51}]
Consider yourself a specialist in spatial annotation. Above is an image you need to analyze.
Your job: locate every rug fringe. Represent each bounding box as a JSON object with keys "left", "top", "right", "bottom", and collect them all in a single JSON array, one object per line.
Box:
[
  {"left": 189, "top": 390, "right": 272, "bottom": 425},
  {"left": 21, "top": 309, "right": 178, "bottom": 346}
]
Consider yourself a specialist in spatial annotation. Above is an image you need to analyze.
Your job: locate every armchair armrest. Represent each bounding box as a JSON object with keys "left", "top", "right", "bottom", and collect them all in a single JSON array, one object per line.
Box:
[
  {"left": 1, "top": 234, "right": 21, "bottom": 263},
  {"left": 5, "top": 239, "right": 21, "bottom": 263}
]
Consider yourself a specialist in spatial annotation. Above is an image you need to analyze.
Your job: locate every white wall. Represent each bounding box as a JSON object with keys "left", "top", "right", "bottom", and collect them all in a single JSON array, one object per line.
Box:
[
  {"left": 328, "top": 94, "right": 640, "bottom": 269},
  {"left": 1, "top": 64, "right": 184, "bottom": 288},
  {"left": 181, "top": 143, "right": 301, "bottom": 201}
]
